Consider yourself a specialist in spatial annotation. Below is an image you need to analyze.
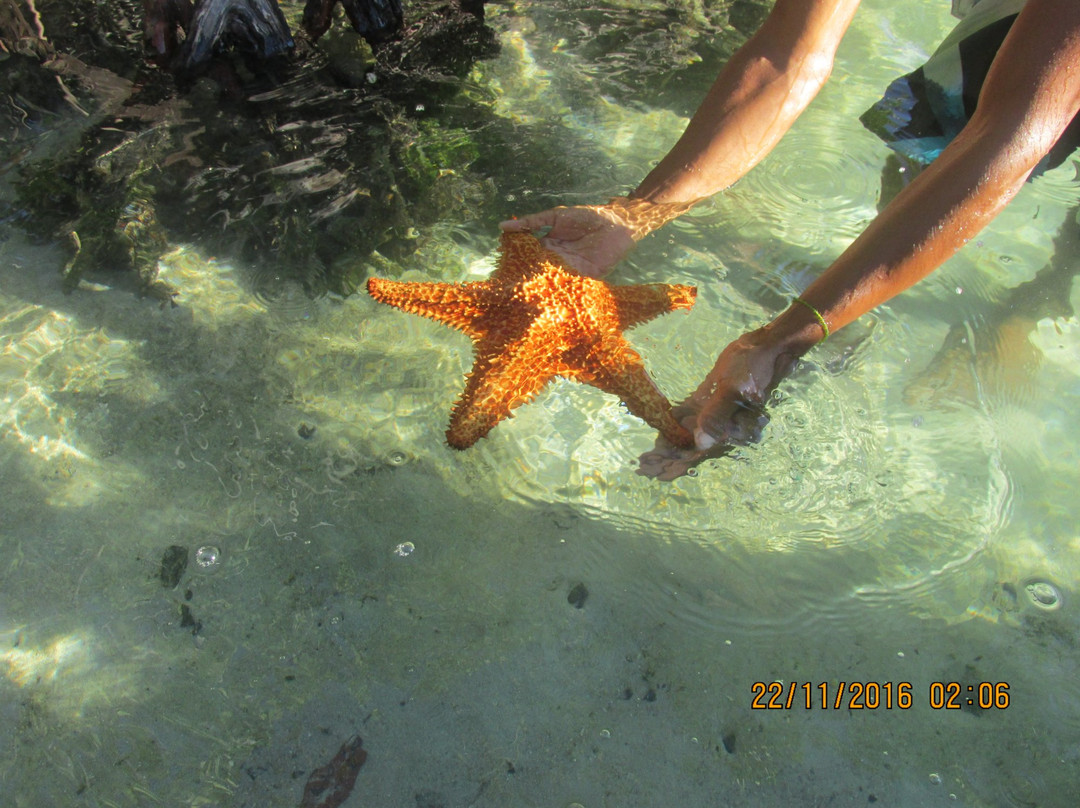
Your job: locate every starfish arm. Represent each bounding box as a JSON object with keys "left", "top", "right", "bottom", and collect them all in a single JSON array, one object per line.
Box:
[
  {"left": 446, "top": 339, "right": 558, "bottom": 449},
  {"left": 497, "top": 231, "right": 552, "bottom": 285},
  {"left": 368, "top": 277, "right": 489, "bottom": 340},
  {"left": 611, "top": 283, "right": 696, "bottom": 331},
  {"left": 575, "top": 339, "right": 695, "bottom": 449}
]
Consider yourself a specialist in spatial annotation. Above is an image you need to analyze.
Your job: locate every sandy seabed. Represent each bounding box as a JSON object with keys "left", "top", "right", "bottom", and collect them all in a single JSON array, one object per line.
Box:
[{"left": 1, "top": 226, "right": 1078, "bottom": 808}]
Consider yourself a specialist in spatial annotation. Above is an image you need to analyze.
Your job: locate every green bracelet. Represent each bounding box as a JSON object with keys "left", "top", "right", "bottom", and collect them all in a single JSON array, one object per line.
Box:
[{"left": 792, "top": 296, "right": 829, "bottom": 342}]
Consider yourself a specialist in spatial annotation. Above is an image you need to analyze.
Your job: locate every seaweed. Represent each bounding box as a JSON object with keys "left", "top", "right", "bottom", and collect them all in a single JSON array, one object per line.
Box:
[{"left": 8, "top": 0, "right": 500, "bottom": 303}]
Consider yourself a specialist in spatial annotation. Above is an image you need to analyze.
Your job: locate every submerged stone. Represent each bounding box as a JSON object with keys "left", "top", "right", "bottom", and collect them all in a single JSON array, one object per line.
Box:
[{"left": 159, "top": 545, "right": 189, "bottom": 589}]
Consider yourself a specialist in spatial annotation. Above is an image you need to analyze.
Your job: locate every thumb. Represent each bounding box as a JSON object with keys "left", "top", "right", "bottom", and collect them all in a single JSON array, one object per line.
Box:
[{"left": 499, "top": 210, "right": 557, "bottom": 232}]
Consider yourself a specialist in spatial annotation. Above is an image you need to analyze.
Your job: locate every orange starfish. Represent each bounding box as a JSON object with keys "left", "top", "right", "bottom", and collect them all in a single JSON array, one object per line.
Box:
[{"left": 367, "top": 231, "right": 696, "bottom": 449}]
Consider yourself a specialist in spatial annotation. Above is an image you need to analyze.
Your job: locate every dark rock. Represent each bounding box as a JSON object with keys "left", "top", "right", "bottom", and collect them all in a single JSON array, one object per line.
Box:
[
  {"left": 159, "top": 545, "right": 189, "bottom": 588},
  {"left": 176, "top": 0, "right": 294, "bottom": 75},
  {"left": 303, "top": 0, "right": 404, "bottom": 46},
  {"left": 567, "top": 582, "right": 588, "bottom": 609}
]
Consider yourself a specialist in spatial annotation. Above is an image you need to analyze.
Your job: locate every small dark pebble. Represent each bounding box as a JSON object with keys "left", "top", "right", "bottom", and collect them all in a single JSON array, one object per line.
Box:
[
  {"left": 184, "top": 588, "right": 193, "bottom": 601},
  {"left": 178, "top": 603, "right": 203, "bottom": 635},
  {"left": 298, "top": 423, "right": 317, "bottom": 439},
  {"left": 159, "top": 545, "right": 188, "bottom": 589},
  {"left": 721, "top": 731, "right": 736, "bottom": 754},
  {"left": 643, "top": 688, "right": 657, "bottom": 702},
  {"left": 505, "top": 760, "right": 515, "bottom": 774},
  {"left": 414, "top": 790, "right": 446, "bottom": 808},
  {"left": 567, "top": 582, "right": 589, "bottom": 608},
  {"left": 868, "top": 796, "right": 877, "bottom": 803},
  {"left": 622, "top": 687, "right": 634, "bottom": 700}
]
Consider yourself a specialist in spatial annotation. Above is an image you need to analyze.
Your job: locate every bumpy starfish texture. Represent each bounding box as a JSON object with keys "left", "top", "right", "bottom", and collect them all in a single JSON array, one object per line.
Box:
[{"left": 367, "top": 231, "right": 696, "bottom": 449}]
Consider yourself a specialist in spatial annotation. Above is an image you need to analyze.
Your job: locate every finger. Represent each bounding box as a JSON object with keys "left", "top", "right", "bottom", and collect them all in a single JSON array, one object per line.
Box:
[
  {"left": 695, "top": 398, "right": 768, "bottom": 450},
  {"left": 637, "top": 457, "right": 687, "bottom": 481},
  {"left": 693, "top": 427, "right": 718, "bottom": 451},
  {"left": 636, "top": 450, "right": 671, "bottom": 475},
  {"left": 730, "top": 403, "right": 769, "bottom": 444},
  {"left": 541, "top": 245, "right": 596, "bottom": 277},
  {"left": 499, "top": 210, "right": 557, "bottom": 232},
  {"left": 694, "top": 394, "right": 739, "bottom": 447},
  {"left": 637, "top": 440, "right": 703, "bottom": 479},
  {"left": 653, "top": 460, "right": 690, "bottom": 482}
]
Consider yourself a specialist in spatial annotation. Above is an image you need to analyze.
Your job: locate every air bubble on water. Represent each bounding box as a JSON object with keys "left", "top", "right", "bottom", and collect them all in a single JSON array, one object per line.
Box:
[
  {"left": 929, "top": 773, "right": 942, "bottom": 785},
  {"left": 394, "top": 542, "right": 415, "bottom": 557},
  {"left": 386, "top": 450, "right": 408, "bottom": 467},
  {"left": 1024, "top": 580, "right": 1061, "bottom": 610},
  {"left": 195, "top": 545, "right": 221, "bottom": 571}
]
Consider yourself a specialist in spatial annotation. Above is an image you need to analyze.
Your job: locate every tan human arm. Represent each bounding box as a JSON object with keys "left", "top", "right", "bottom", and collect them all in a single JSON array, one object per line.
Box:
[
  {"left": 641, "top": 0, "right": 1080, "bottom": 477},
  {"left": 502, "top": 0, "right": 863, "bottom": 274},
  {"left": 773, "top": 0, "right": 1080, "bottom": 351},
  {"left": 631, "top": 0, "right": 862, "bottom": 206}
]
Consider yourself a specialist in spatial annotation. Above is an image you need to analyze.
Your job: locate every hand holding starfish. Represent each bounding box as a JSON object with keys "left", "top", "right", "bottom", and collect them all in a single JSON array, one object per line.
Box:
[
  {"left": 368, "top": 231, "right": 696, "bottom": 450},
  {"left": 500, "top": 197, "right": 693, "bottom": 278},
  {"left": 637, "top": 328, "right": 797, "bottom": 480}
]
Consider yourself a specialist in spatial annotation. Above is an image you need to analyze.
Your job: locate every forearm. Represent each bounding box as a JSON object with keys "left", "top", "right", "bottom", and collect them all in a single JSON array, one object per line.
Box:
[
  {"left": 631, "top": 0, "right": 860, "bottom": 207},
  {"left": 775, "top": 0, "right": 1080, "bottom": 349},
  {"left": 681, "top": 110, "right": 1074, "bottom": 458},
  {"left": 802, "top": 130, "right": 1027, "bottom": 331},
  {"left": 597, "top": 42, "right": 833, "bottom": 243},
  {"left": 506, "top": 1, "right": 861, "bottom": 274},
  {"left": 631, "top": 54, "right": 826, "bottom": 206}
]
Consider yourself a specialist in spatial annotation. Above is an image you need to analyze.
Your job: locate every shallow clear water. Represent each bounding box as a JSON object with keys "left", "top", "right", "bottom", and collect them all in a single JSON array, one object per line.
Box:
[{"left": 3, "top": 1, "right": 1080, "bottom": 806}]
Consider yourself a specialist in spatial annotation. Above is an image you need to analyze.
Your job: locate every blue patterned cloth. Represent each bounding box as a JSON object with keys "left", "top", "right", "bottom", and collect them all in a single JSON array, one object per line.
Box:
[{"left": 862, "top": 0, "right": 1078, "bottom": 174}]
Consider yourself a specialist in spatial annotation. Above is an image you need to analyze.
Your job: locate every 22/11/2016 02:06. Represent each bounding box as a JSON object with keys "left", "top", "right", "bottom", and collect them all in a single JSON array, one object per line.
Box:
[{"left": 750, "top": 681, "right": 1011, "bottom": 710}]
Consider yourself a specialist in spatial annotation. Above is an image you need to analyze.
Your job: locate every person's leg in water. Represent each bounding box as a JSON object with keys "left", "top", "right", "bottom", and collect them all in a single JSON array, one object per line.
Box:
[
  {"left": 904, "top": 203, "right": 1080, "bottom": 408},
  {"left": 877, "top": 147, "right": 1079, "bottom": 408}
]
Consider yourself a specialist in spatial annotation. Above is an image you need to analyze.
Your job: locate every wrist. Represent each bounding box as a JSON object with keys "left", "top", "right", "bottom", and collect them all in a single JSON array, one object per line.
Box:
[
  {"left": 753, "top": 300, "right": 828, "bottom": 365},
  {"left": 597, "top": 196, "right": 696, "bottom": 241}
]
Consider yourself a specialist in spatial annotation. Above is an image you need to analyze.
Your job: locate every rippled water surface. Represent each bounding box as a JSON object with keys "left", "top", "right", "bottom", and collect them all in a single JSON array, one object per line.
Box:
[{"left": 3, "top": 2, "right": 1080, "bottom": 806}]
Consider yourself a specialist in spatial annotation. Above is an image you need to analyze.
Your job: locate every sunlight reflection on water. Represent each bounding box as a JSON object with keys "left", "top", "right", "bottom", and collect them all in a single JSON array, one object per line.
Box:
[
  {"left": 3, "top": 2, "right": 1080, "bottom": 806},
  {"left": 0, "top": 0, "right": 1073, "bottom": 636}
]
